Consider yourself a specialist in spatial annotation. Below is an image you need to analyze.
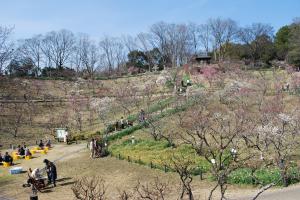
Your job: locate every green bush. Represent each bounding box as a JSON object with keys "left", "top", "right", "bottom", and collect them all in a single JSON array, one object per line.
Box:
[
  {"left": 254, "top": 168, "right": 281, "bottom": 185},
  {"left": 107, "top": 123, "right": 145, "bottom": 141},
  {"left": 127, "top": 114, "right": 137, "bottom": 122},
  {"left": 228, "top": 168, "right": 254, "bottom": 185},
  {"left": 287, "top": 167, "right": 300, "bottom": 184},
  {"left": 228, "top": 168, "right": 294, "bottom": 186},
  {"left": 72, "top": 134, "right": 86, "bottom": 141},
  {"left": 106, "top": 124, "right": 115, "bottom": 133}
]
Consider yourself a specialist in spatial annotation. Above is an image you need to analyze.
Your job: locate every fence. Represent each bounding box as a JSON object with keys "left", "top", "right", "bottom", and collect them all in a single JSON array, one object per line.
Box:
[{"left": 111, "top": 152, "right": 205, "bottom": 180}]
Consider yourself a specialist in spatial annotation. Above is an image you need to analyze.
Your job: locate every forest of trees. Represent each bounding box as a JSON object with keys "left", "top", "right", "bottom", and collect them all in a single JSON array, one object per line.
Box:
[{"left": 0, "top": 17, "right": 300, "bottom": 78}]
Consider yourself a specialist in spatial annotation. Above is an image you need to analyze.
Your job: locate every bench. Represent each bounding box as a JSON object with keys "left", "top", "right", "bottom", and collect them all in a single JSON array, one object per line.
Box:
[
  {"left": 13, "top": 154, "right": 25, "bottom": 161},
  {"left": 35, "top": 149, "right": 47, "bottom": 154},
  {"left": 1, "top": 162, "right": 11, "bottom": 167},
  {"left": 25, "top": 155, "right": 32, "bottom": 160}
]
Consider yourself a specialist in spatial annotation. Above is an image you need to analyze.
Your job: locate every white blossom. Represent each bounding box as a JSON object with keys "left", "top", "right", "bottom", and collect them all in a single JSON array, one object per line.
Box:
[{"left": 278, "top": 113, "right": 292, "bottom": 123}]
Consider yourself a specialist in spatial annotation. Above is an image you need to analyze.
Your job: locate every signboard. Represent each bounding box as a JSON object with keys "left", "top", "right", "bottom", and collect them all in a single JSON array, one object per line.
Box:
[{"left": 56, "top": 128, "right": 67, "bottom": 139}]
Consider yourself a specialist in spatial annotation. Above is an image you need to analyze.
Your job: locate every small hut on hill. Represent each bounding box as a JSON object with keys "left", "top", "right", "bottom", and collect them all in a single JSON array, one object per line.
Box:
[
  {"left": 191, "top": 54, "right": 212, "bottom": 65},
  {"left": 188, "top": 54, "right": 212, "bottom": 74}
]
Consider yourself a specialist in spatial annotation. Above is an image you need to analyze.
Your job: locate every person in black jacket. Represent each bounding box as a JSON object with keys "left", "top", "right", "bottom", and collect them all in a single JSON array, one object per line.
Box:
[
  {"left": 39, "top": 140, "right": 44, "bottom": 149},
  {"left": 4, "top": 152, "right": 13, "bottom": 165},
  {"left": 43, "top": 159, "right": 57, "bottom": 187},
  {"left": 19, "top": 147, "right": 25, "bottom": 156}
]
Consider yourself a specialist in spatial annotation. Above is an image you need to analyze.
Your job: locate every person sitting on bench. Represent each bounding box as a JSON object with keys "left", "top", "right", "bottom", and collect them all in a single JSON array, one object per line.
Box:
[
  {"left": 4, "top": 152, "right": 13, "bottom": 165},
  {"left": 0, "top": 152, "right": 4, "bottom": 165},
  {"left": 38, "top": 140, "right": 44, "bottom": 149},
  {"left": 19, "top": 146, "right": 25, "bottom": 156},
  {"left": 46, "top": 140, "right": 51, "bottom": 148},
  {"left": 25, "top": 148, "right": 32, "bottom": 157},
  {"left": 17, "top": 145, "right": 25, "bottom": 156}
]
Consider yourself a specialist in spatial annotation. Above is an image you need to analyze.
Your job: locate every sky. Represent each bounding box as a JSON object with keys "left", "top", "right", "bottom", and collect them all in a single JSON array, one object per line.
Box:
[{"left": 0, "top": 0, "right": 299, "bottom": 40}]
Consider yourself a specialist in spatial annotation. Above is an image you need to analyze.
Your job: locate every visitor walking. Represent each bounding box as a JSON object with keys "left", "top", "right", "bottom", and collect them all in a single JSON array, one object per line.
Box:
[
  {"left": 139, "top": 109, "right": 145, "bottom": 123},
  {"left": 43, "top": 159, "right": 57, "bottom": 187},
  {"left": 120, "top": 117, "right": 125, "bottom": 129},
  {"left": 89, "top": 139, "right": 95, "bottom": 159}
]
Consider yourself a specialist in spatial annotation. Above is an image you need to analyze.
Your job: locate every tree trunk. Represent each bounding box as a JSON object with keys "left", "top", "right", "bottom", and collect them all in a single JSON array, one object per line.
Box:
[{"left": 281, "top": 170, "right": 288, "bottom": 187}]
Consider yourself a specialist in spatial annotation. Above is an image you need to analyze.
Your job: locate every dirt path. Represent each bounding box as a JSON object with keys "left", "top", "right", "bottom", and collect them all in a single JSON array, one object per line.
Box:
[
  {"left": 235, "top": 183, "right": 300, "bottom": 200},
  {"left": 0, "top": 143, "right": 223, "bottom": 200},
  {"left": 2, "top": 143, "right": 299, "bottom": 200},
  {"left": 0, "top": 143, "right": 86, "bottom": 200}
]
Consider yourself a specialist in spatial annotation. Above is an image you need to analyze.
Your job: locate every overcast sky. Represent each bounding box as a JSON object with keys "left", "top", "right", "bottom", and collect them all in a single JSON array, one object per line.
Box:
[{"left": 0, "top": 0, "right": 299, "bottom": 39}]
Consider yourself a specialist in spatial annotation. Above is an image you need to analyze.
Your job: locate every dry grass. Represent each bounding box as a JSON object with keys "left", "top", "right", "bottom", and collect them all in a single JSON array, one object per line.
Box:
[{"left": 0, "top": 144, "right": 259, "bottom": 200}]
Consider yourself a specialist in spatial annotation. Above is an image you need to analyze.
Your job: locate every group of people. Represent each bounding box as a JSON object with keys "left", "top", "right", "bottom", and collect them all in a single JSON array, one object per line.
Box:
[
  {"left": 0, "top": 152, "right": 13, "bottom": 165},
  {"left": 38, "top": 139, "right": 51, "bottom": 149},
  {"left": 25, "top": 159, "right": 57, "bottom": 189},
  {"left": 89, "top": 138, "right": 108, "bottom": 159},
  {"left": 115, "top": 117, "right": 133, "bottom": 130},
  {"left": 16, "top": 144, "right": 32, "bottom": 157}
]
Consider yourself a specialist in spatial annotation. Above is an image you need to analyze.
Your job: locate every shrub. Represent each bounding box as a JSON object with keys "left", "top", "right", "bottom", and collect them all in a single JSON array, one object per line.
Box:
[
  {"left": 72, "top": 134, "right": 86, "bottom": 141},
  {"left": 106, "top": 124, "right": 115, "bottom": 133},
  {"left": 228, "top": 168, "right": 254, "bottom": 185},
  {"left": 228, "top": 168, "right": 292, "bottom": 186},
  {"left": 107, "top": 123, "right": 145, "bottom": 141}
]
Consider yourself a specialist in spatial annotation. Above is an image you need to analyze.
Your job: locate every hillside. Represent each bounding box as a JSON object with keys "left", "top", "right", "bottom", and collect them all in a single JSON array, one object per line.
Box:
[{"left": 0, "top": 73, "right": 173, "bottom": 148}]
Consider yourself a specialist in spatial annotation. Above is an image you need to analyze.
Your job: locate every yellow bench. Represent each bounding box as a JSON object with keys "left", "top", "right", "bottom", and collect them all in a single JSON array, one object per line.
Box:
[
  {"left": 13, "top": 154, "right": 24, "bottom": 161},
  {"left": 3, "top": 162, "right": 11, "bottom": 167},
  {"left": 41, "top": 150, "right": 47, "bottom": 154},
  {"left": 25, "top": 155, "right": 32, "bottom": 160},
  {"left": 33, "top": 147, "right": 41, "bottom": 151},
  {"left": 13, "top": 155, "right": 19, "bottom": 161},
  {"left": 12, "top": 152, "right": 18, "bottom": 156},
  {"left": 35, "top": 149, "right": 47, "bottom": 154}
]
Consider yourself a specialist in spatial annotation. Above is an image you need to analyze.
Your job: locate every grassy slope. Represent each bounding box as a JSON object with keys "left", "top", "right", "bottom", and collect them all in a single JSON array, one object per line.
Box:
[{"left": 0, "top": 73, "right": 170, "bottom": 148}]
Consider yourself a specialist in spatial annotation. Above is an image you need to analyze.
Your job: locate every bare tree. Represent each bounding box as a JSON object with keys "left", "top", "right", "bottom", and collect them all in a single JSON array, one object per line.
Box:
[
  {"left": 135, "top": 177, "right": 170, "bottom": 200},
  {"left": 118, "top": 190, "right": 134, "bottom": 200},
  {"left": 238, "top": 23, "right": 274, "bottom": 63},
  {"left": 208, "top": 18, "right": 238, "bottom": 61},
  {"left": 198, "top": 23, "right": 211, "bottom": 54},
  {"left": 136, "top": 32, "right": 156, "bottom": 71},
  {"left": 77, "top": 34, "right": 99, "bottom": 78},
  {"left": 146, "top": 120, "right": 163, "bottom": 141},
  {"left": 122, "top": 35, "right": 137, "bottom": 53},
  {"left": 169, "top": 154, "right": 195, "bottom": 200},
  {"left": 72, "top": 176, "right": 107, "bottom": 200},
  {"left": 187, "top": 23, "right": 200, "bottom": 55},
  {"left": 17, "top": 35, "right": 43, "bottom": 76},
  {"left": 41, "top": 29, "right": 75, "bottom": 69},
  {"left": 149, "top": 22, "right": 192, "bottom": 67},
  {"left": 99, "top": 36, "right": 126, "bottom": 73},
  {"left": 0, "top": 25, "right": 14, "bottom": 74}
]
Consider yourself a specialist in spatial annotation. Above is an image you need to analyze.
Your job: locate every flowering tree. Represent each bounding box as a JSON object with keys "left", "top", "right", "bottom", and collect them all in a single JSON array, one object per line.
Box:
[
  {"left": 246, "top": 111, "right": 300, "bottom": 187},
  {"left": 69, "top": 94, "right": 86, "bottom": 132},
  {"left": 179, "top": 103, "right": 253, "bottom": 200},
  {"left": 200, "top": 66, "right": 219, "bottom": 87}
]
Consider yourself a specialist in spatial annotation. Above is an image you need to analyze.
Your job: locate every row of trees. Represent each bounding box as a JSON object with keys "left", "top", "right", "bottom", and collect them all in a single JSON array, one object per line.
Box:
[
  {"left": 142, "top": 68, "right": 300, "bottom": 199},
  {"left": 1, "top": 17, "right": 300, "bottom": 78}
]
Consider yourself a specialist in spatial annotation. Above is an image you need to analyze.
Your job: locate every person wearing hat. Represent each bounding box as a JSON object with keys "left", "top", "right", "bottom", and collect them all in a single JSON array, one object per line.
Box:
[{"left": 43, "top": 159, "right": 57, "bottom": 187}]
